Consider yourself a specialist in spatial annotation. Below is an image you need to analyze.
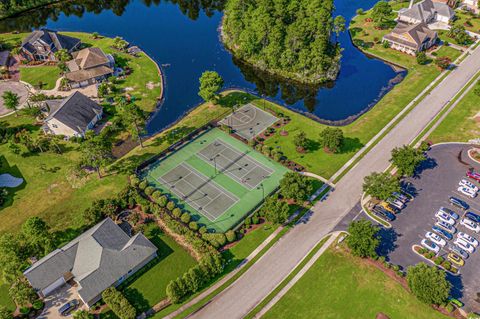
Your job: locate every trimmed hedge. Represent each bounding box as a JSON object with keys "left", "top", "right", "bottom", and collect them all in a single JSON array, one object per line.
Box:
[{"left": 102, "top": 287, "right": 136, "bottom": 319}]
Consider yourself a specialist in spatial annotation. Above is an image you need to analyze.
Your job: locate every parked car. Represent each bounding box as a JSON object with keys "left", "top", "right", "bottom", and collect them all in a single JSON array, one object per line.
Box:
[
  {"left": 457, "top": 186, "right": 477, "bottom": 198},
  {"left": 432, "top": 226, "right": 454, "bottom": 240},
  {"left": 466, "top": 170, "right": 480, "bottom": 182},
  {"left": 380, "top": 202, "right": 400, "bottom": 214},
  {"left": 372, "top": 207, "right": 395, "bottom": 221},
  {"left": 459, "top": 179, "right": 479, "bottom": 192},
  {"left": 449, "top": 197, "right": 469, "bottom": 210},
  {"left": 435, "top": 221, "right": 457, "bottom": 234},
  {"left": 454, "top": 238, "right": 475, "bottom": 254},
  {"left": 438, "top": 207, "right": 459, "bottom": 220},
  {"left": 387, "top": 198, "right": 404, "bottom": 209},
  {"left": 457, "top": 232, "right": 479, "bottom": 247},
  {"left": 460, "top": 218, "right": 480, "bottom": 233},
  {"left": 421, "top": 239, "right": 440, "bottom": 254},
  {"left": 435, "top": 211, "right": 456, "bottom": 226},
  {"left": 449, "top": 245, "right": 469, "bottom": 259},
  {"left": 392, "top": 192, "right": 409, "bottom": 203},
  {"left": 447, "top": 253, "right": 465, "bottom": 267},
  {"left": 465, "top": 212, "right": 480, "bottom": 223},
  {"left": 426, "top": 232, "right": 446, "bottom": 247},
  {"left": 59, "top": 300, "right": 79, "bottom": 316}
]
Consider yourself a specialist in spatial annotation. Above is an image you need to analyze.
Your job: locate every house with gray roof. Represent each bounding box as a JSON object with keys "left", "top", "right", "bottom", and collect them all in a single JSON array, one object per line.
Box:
[
  {"left": 43, "top": 91, "right": 103, "bottom": 138},
  {"left": 383, "top": 22, "right": 438, "bottom": 55},
  {"left": 65, "top": 47, "right": 115, "bottom": 88},
  {"left": 398, "top": 0, "right": 455, "bottom": 24},
  {"left": 24, "top": 218, "right": 157, "bottom": 308},
  {"left": 20, "top": 29, "right": 81, "bottom": 62}
]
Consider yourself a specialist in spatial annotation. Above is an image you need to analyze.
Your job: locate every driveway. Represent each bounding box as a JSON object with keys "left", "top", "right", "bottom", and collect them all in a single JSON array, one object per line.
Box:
[
  {"left": 381, "top": 143, "right": 480, "bottom": 313},
  {"left": 188, "top": 38, "right": 480, "bottom": 319},
  {"left": 39, "top": 284, "right": 80, "bottom": 319},
  {"left": 0, "top": 81, "right": 29, "bottom": 116}
]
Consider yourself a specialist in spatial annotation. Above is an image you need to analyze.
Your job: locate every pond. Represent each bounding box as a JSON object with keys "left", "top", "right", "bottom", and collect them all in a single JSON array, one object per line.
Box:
[{"left": 0, "top": 0, "right": 406, "bottom": 134}]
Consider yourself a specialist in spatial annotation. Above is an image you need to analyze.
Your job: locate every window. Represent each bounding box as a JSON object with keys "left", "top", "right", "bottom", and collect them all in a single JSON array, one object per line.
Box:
[{"left": 52, "top": 124, "right": 58, "bottom": 128}]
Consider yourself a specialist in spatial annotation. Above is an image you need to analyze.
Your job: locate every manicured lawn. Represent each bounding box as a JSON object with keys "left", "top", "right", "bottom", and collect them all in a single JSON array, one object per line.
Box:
[
  {"left": 429, "top": 83, "right": 480, "bottom": 143},
  {"left": 0, "top": 279, "right": 15, "bottom": 312},
  {"left": 19, "top": 65, "right": 59, "bottom": 90},
  {"left": 454, "top": 10, "right": 480, "bottom": 34},
  {"left": 433, "top": 45, "right": 462, "bottom": 61},
  {"left": 263, "top": 247, "right": 450, "bottom": 319},
  {"left": 226, "top": 223, "right": 277, "bottom": 261},
  {"left": 123, "top": 224, "right": 196, "bottom": 312}
]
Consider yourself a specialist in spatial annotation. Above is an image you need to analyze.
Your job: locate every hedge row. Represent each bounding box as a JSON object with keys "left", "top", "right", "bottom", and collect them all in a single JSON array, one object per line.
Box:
[{"left": 102, "top": 287, "right": 136, "bottom": 319}]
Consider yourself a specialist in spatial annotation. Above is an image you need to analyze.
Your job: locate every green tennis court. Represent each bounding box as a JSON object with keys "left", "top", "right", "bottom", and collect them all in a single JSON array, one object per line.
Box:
[{"left": 142, "top": 128, "right": 289, "bottom": 232}]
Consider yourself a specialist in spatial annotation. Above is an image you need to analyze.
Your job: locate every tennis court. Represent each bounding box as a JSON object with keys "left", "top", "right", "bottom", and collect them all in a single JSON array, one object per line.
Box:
[
  {"left": 142, "top": 128, "right": 289, "bottom": 232},
  {"left": 219, "top": 103, "right": 278, "bottom": 140}
]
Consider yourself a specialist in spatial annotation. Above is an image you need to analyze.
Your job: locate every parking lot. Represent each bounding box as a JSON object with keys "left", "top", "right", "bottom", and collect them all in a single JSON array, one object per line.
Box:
[{"left": 379, "top": 144, "right": 480, "bottom": 312}]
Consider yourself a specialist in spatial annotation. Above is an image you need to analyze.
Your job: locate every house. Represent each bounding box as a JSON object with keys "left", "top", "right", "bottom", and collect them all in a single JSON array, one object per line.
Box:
[
  {"left": 383, "top": 22, "right": 438, "bottom": 55},
  {"left": 463, "top": 0, "right": 479, "bottom": 11},
  {"left": 43, "top": 91, "right": 103, "bottom": 138},
  {"left": 20, "top": 29, "right": 81, "bottom": 62},
  {"left": 24, "top": 218, "right": 157, "bottom": 308},
  {"left": 398, "top": 0, "right": 455, "bottom": 24},
  {"left": 65, "top": 47, "right": 115, "bottom": 88}
]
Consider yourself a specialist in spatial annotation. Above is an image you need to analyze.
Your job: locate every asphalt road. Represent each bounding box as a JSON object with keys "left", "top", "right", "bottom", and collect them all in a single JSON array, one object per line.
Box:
[{"left": 189, "top": 47, "right": 480, "bottom": 319}]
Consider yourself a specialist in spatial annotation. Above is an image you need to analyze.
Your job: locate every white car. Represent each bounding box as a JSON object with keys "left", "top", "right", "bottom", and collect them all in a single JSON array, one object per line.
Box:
[
  {"left": 435, "top": 211, "right": 456, "bottom": 226},
  {"left": 459, "top": 179, "right": 479, "bottom": 192},
  {"left": 454, "top": 238, "right": 475, "bottom": 254},
  {"left": 457, "top": 232, "right": 479, "bottom": 247},
  {"left": 426, "top": 232, "right": 446, "bottom": 247},
  {"left": 457, "top": 186, "right": 477, "bottom": 198},
  {"left": 421, "top": 239, "right": 440, "bottom": 254},
  {"left": 460, "top": 218, "right": 480, "bottom": 233}
]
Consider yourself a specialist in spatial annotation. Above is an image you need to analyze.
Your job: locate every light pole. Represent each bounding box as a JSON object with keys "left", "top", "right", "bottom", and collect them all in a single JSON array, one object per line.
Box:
[{"left": 258, "top": 182, "right": 265, "bottom": 200}]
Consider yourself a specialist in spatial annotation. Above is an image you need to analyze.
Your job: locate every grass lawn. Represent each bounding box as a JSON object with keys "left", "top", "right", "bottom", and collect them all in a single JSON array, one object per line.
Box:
[
  {"left": 263, "top": 246, "right": 450, "bottom": 319},
  {"left": 19, "top": 65, "right": 59, "bottom": 90},
  {"left": 433, "top": 45, "right": 463, "bottom": 61},
  {"left": 454, "top": 10, "right": 480, "bottom": 34},
  {"left": 429, "top": 83, "right": 480, "bottom": 143},
  {"left": 0, "top": 279, "right": 15, "bottom": 312},
  {"left": 123, "top": 224, "right": 196, "bottom": 313}
]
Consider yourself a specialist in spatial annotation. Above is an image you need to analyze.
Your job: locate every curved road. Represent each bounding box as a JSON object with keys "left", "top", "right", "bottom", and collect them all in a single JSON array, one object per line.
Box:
[{"left": 189, "top": 46, "right": 480, "bottom": 319}]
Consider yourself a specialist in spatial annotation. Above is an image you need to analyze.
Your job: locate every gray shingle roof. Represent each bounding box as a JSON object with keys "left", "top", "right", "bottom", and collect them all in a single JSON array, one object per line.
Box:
[
  {"left": 24, "top": 218, "right": 157, "bottom": 305},
  {"left": 45, "top": 91, "right": 103, "bottom": 134},
  {"left": 399, "top": 0, "right": 454, "bottom": 22},
  {"left": 0, "top": 51, "right": 9, "bottom": 66},
  {"left": 21, "top": 29, "right": 81, "bottom": 55}
]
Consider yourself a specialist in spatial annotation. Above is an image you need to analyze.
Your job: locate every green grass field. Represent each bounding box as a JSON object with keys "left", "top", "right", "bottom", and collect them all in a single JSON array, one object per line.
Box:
[
  {"left": 263, "top": 247, "right": 450, "bottom": 319},
  {"left": 123, "top": 224, "right": 196, "bottom": 312},
  {"left": 0, "top": 280, "right": 15, "bottom": 312},
  {"left": 429, "top": 83, "right": 480, "bottom": 143},
  {"left": 142, "top": 128, "right": 289, "bottom": 232},
  {"left": 433, "top": 45, "right": 462, "bottom": 61},
  {"left": 19, "top": 65, "right": 59, "bottom": 90},
  {"left": 454, "top": 10, "right": 480, "bottom": 34}
]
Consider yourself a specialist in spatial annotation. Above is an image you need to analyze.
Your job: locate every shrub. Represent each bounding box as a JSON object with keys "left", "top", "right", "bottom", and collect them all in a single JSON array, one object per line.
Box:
[
  {"left": 252, "top": 215, "right": 260, "bottom": 224},
  {"left": 151, "top": 191, "right": 162, "bottom": 201},
  {"left": 167, "top": 201, "right": 176, "bottom": 211},
  {"left": 102, "top": 287, "right": 136, "bottom": 319},
  {"left": 181, "top": 212, "right": 191, "bottom": 224},
  {"left": 392, "top": 264, "right": 400, "bottom": 271},
  {"left": 144, "top": 186, "right": 155, "bottom": 196},
  {"left": 32, "top": 300, "right": 44, "bottom": 310},
  {"left": 199, "top": 226, "right": 207, "bottom": 234},
  {"left": 19, "top": 307, "right": 30, "bottom": 315},
  {"left": 202, "top": 233, "right": 227, "bottom": 248},
  {"left": 356, "top": 8, "right": 364, "bottom": 15},
  {"left": 129, "top": 175, "right": 140, "bottom": 187},
  {"left": 426, "top": 252, "right": 435, "bottom": 259},
  {"left": 378, "top": 256, "right": 386, "bottom": 263},
  {"left": 434, "top": 256, "right": 444, "bottom": 265},
  {"left": 418, "top": 247, "right": 427, "bottom": 254},
  {"left": 225, "top": 230, "right": 236, "bottom": 242},
  {"left": 138, "top": 180, "right": 148, "bottom": 190},
  {"left": 383, "top": 261, "right": 391, "bottom": 269},
  {"left": 445, "top": 303, "right": 454, "bottom": 313},
  {"left": 189, "top": 221, "right": 199, "bottom": 231},
  {"left": 172, "top": 208, "right": 182, "bottom": 219},
  {"left": 157, "top": 195, "right": 168, "bottom": 207},
  {"left": 442, "top": 261, "right": 451, "bottom": 271}
]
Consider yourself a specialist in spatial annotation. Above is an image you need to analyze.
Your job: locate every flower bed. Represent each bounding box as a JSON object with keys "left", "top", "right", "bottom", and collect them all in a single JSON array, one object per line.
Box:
[{"left": 412, "top": 245, "right": 459, "bottom": 275}]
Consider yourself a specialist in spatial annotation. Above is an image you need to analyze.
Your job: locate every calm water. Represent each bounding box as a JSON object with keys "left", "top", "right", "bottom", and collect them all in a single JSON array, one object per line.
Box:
[{"left": 0, "top": 0, "right": 405, "bottom": 134}]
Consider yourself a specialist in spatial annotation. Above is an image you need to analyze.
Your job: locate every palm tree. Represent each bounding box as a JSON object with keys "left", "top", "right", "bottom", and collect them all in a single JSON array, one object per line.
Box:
[{"left": 2, "top": 90, "right": 20, "bottom": 116}]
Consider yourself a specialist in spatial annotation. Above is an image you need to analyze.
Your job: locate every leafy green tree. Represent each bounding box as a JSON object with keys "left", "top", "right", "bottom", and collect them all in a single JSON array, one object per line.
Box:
[
  {"left": 166, "top": 279, "right": 183, "bottom": 303},
  {"left": 293, "top": 131, "right": 308, "bottom": 151},
  {"left": 416, "top": 52, "right": 428, "bottom": 65},
  {"left": 113, "top": 37, "right": 129, "bottom": 51},
  {"left": 435, "top": 56, "right": 451, "bottom": 70},
  {"left": 9, "top": 278, "right": 37, "bottom": 307},
  {"left": 363, "top": 172, "right": 400, "bottom": 200},
  {"left": 2, "top": 90, "right": 19, "bottom": 116},
  {"left": 91, "top": 32, "right": 100, "bottom": 39},
  {"left": 261, "top": 195, "right": 291, "bottom": 224},
  {"left": 407, "top": 263, "right": 451, "bottom": 305},
  {"left": 119, "top": 103, "right": 146, "bottom": 148},
  {"left": 0, "top": 233, "right": 23, "bottom": 284},
  {"left": 198, "top": 71, "right": 224, "bottom": 103},
  {"left": 390, "top": 145, "right": 426, "bottom": 177},
  {"left": 79, "top": 136, "right": 112, "bottom": 178},
  {"left": 319, "top": 127, "right": 344, "bottom": 153},
  {"left": 102, "top": 287, "right": 136, "bottom": 319},
  {"left": 372, "top": 1, "right": 392, "bottom": 27},
  {"left": 73, "top": 310, "right": 93, "bottom": 319},
  {"left": 22, "top": 217, "right": 52, "bottom": 256},
  {"left": 346, "top": 220, "right": 380, "bottom": 258},
  {"left": 54, "top": 49, "right": 71, "bottom": 62},
  {"left": 0, "top": 305, "right": 11, "bottom": 319},
  {"left": 333, "top": 16, "right": 346, "bottom": 40},
  {"left": 279, "top": 172, "right": 313, "bottom": 203}
]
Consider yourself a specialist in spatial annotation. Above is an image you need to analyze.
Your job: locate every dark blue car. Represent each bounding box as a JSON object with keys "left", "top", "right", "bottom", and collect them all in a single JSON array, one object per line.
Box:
[
  {"left": 449, "top": 197, "right": 469, "bottom": 210},
  {"left": 58, "top": 300, "right": 79, "bottom": 316},
  {"left": 465, "top": 212, "right": 480, "bottom": 223},
  {"left": 432, "top": 225, "right": 453, "bottom": 240}
]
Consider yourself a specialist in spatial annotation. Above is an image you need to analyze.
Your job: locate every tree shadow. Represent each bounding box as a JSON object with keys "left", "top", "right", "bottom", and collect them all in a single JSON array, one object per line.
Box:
[
  {"left": 413, "top": 157, "right": 437, "bottom": 178},
  {"left": 123, "top": 287, "right": 150, "bottom": 313},
  {"left": 218, "top": 91, "right": 255, "bottom": 108},
  {"left": 339, "top": 137, "right": 364, "bottom": 154},
  {"left": 306, "top": 138, "right": 321, "bottom": 152},
  {"left": 0, "top": 155, "right": 26, "bottom": 210},
  {"left": 52, "top": 227, "right": 85, "bottom": 247},
  {"left": 447, "top": 273, "right": 464, "bottom": 300},
  {"left": 377, "top": 227, "right": 398, "bottom": 259}
]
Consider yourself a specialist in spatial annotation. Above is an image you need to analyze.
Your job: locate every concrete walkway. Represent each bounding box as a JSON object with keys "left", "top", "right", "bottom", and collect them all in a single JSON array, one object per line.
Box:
[
  {"left": 188, "top": 35, "right": 480, "bottom": 319},
  {"left": 37, "top": 77, "right": 98, "bottom": 98}
]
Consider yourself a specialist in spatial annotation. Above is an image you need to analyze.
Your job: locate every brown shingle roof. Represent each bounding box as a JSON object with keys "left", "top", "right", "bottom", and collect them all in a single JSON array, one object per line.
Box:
[
  {"left": 70, "top": 47, "right": 110, "bottom": 70},
  {"left": 384, "top": 22, "right": 437, "bottom": 50},
  {"left": 65, "top": 66, "right": 113, "bottom": 83}
]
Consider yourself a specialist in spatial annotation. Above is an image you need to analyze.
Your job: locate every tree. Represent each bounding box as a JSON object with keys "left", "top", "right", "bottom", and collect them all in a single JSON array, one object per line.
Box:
[
  {"left": 390, "top": 145, "right": 426, "bottom": 177},
  {"left": 333, "top": 16, "right": 346, "bottom": 40},
  {"left": 319, "top": 127, "right": 344, "bottom": 153},
  {"left": 79, "top": 136, "right": 112, "bottom": 178},
  {"left": 113, "top": 37, "right": 129, "bottom": 51},
  {"left": 416, "top": 52, "right": 428, "bottom": 65},
  {"left": 448, "top": 24, "right": 472, "bottom": 45},
  {"left": 73, "top": 310, "right": 94, "bottom": 319},
  {"left": 102, "top": 287, "right": 136, "bottom": 319},
  {"left": 22, "top": 217, "right": 52, "bottom": 256},
  {"left": 166, "top": 278, "right": 184, "bottom": 303},
  {"left": 0, "top": 233, "right": 23, "bottom": 284},
  {"left": 293, "top": 131, "right": 308, "bottom": 151},
  {"left": 371, "top": 1, "right": 392, "bottom": 27},
  {"left": 261, "top": 195, "right": 291, "bottom": 224},
  {"left": 279, "top": 172, "right": 313, "bottom": 203},
  {"left": 362, "top": 172, "right": 400, "bottom": 200},
  {"left": 346, "top": 220, "right": 380, "bottom": 258},
  {"left": 407, "top": 263, "right": 451, "bottom": 305},
  {"left": 54, "top": 49, "right": 71, "bottom": 62},
  {"left": 2, "top": 90, "right": 19, "bottom": 116},
  {"left": 92, "top": 32, "right": 100, "bottom": 39},
  {"left": 0, "top": 306, "right": 11, "bottom": 319},
  {"left": 118, "top": 103, "right": 146, "bottom": 148},
  {"left": 9, "top": 278, "right": 37, "bottom": 307},
  {"left": 435, "top": 56, "right": 451, "bottom": 70},
  {"left": 198, "top": 71, "right": 224, "bottom": 103}
]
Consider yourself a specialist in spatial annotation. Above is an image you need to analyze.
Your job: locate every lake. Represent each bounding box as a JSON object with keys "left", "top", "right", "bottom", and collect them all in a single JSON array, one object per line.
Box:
[{"left": 0, "top": 0, "right": 405, "bottom": 134}]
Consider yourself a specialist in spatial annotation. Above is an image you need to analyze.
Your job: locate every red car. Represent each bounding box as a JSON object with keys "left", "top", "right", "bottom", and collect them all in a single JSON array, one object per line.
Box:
[{"left": 466, "top": 170, "right": 480, "bottom": 182}]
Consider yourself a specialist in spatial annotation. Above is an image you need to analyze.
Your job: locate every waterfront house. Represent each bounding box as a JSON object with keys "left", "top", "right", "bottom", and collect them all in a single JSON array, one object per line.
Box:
[
  {"left": 398, "top": 0, "right": 455, "bottom": 24},
  {"left": 20, "top": 29, "right": 81, "bottom": 62},
  {"left": 383, "top": 22, "right": 438, "bottom": 55},
  {"left": 65, "top": 47, "right": 115, "bottom": 88},
  {"left": 43, "top": 91, "right": 103, "bottom": 138},
  {"left": 24, "top": 218, "right": 157, "bottom": 308}
]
